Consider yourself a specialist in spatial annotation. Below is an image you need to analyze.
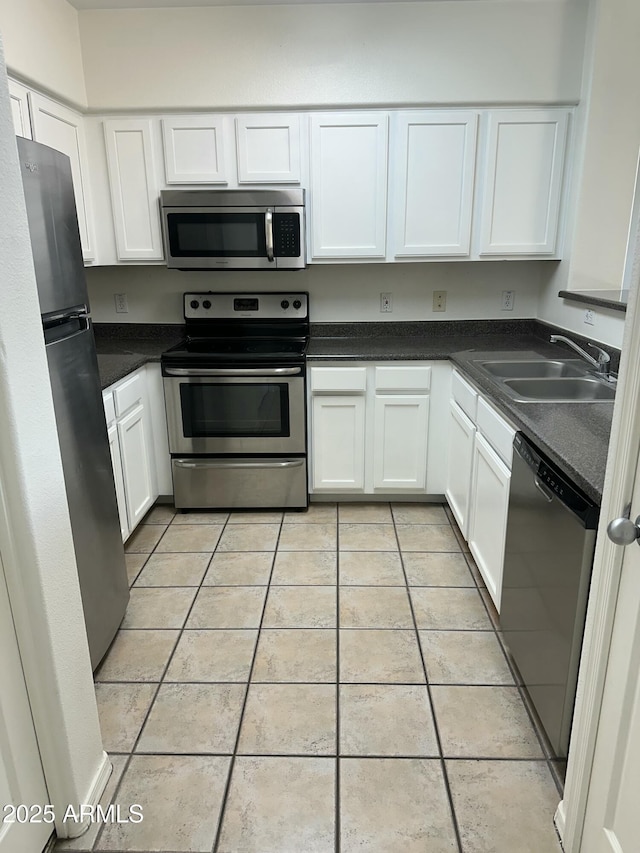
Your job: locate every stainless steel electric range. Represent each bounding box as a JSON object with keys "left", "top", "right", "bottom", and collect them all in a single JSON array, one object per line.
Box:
[{"left": 162, "top": 292, "right": 309, "bottom": 510}]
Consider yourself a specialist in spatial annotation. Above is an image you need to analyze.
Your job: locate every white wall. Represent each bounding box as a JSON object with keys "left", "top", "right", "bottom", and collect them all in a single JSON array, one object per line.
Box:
[
  {"left": 78, "top": 1, "right": 587, "bottom": 111},
  {"left": 86, "top": 261, "right": 543, "bottom": 324},
  {"left": 537, "top": 0, "right": 640, "bottom": 348},
  {"left": 0, "top": 38, "right": 106, "bottom": 837},
  {"left": 0, "top": 0, "right": 87, "bottom": 108}
]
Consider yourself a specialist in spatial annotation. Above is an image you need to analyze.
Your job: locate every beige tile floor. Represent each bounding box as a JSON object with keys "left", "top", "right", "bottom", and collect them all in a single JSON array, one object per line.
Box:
[{"left": 56, "top": 502, "right": 563, "bottom": 853}]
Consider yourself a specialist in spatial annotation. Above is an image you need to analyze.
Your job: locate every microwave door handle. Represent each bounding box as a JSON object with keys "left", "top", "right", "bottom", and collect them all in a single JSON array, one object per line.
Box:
[{"left": 265, "top": 209, "right": 275, "bottom": 262}]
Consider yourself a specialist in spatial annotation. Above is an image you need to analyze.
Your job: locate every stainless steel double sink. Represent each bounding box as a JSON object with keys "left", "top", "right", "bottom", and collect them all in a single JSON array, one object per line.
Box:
[{"left": 472, "top": 357, "right": 616, "bottom": 402}]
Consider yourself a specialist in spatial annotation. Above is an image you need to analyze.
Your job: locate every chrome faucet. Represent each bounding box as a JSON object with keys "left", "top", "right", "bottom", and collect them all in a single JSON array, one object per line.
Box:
[{"left": 549, "top": 334, "right": 611, "bottom": 376}]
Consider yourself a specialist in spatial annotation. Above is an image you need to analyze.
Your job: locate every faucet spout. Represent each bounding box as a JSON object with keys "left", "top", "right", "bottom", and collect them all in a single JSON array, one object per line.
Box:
[{"left": 549, "top": 335, "right": 611, "bottom": 375}]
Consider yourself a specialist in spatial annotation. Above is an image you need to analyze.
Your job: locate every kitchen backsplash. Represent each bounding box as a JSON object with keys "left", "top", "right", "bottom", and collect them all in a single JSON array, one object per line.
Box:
[{"left": 85, "top": 261, "right": 544, "bottom": 325}]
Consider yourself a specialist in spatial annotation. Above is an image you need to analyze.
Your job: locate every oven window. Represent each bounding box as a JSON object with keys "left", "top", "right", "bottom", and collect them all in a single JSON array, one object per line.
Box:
[
  {"left": 167, "top": 213, "right": 267, "bottom": 258},
  {"left": 180, "top": 382, "right": 290, "bottom": 437}
]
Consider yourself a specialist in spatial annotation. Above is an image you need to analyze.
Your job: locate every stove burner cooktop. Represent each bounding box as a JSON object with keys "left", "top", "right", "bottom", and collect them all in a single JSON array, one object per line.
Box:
[{"left": 166, "top": 337, "right": 307, "bottom": 358}]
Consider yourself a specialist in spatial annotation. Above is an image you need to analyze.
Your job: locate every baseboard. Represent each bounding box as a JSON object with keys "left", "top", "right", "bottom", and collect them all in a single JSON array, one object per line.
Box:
[{"left": 60, "top": 751, "right": 112, "bottom": 839}]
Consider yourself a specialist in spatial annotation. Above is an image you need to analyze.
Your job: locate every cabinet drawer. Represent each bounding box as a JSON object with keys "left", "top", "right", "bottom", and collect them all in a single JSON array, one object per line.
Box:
[
  {"left": 114, "top": 371, "right": 145, "bottom": 416},
  {"left": 374, "top": 365, "right": 431, "bottom": 393},
  {"left": 103, "top": 391, "right": 116, "bottom": 426},
  {"left": 476, "top": 397, "right": 516, "bottom": 468},
  {"left": 311, "top": 367, "right": 367, "bottom": 394},
  {"left": 451, "top": 370, "right": 477, "bottom": 421}
]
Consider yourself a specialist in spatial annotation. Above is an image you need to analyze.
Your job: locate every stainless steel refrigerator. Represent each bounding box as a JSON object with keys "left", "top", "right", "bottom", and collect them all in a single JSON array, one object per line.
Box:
[{"left": 17, "top": 136, "right": 129, "bottom": 670}]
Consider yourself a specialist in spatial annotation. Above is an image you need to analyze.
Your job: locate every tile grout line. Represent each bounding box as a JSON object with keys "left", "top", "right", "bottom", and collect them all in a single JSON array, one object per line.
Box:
[
  {"left": 92, "top": 510, "right": 231, "bottom": 852},
  {"left": 390, "top": 504, "right": 465, "bottom": 853},
  {"left": 211, "top": 515, "right": 284, "bottom": 853}
]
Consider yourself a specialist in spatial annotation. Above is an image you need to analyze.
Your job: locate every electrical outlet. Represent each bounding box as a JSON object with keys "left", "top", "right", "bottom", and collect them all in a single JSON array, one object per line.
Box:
[
  {"left": 501, "top": 290, "right": 515, "bottom": 311},
  {"left": 433, "top": 290, "right": 447, "bottom": 312},
  {"left": 114, "top": 293, "right": 129, "bottom": 314},
  {"left": 380, "top": 293, "right": 392, "bottom": 313},
  {"left": 584, "top": 309, "right": 595, "bottom": 326}
]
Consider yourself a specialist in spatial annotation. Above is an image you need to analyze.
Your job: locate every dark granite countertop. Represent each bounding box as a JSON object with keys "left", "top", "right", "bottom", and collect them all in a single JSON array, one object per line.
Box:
[
  {"left": 308, "top": 321, "right": 615, "bottom": 503},
  {"left": 94, "top": 319, "right": 615, "bottom": 502},
  {"left": 94, "top": 324, "right": 184, "bottom": 389}
]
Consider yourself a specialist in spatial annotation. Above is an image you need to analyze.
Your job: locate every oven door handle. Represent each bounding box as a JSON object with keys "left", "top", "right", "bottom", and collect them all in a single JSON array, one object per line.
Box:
[
  {"left": 164, "top": 366, "right": 302, "bottom": 377},
  {"left": 174, "top": 459, "right": 305, "bottom": 470}
]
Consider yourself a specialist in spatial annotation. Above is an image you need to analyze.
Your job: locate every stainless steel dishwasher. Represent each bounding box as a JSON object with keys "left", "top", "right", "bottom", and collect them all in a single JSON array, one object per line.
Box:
[{"left": 500, "top": 433, "right": 599, "bottom": 758}]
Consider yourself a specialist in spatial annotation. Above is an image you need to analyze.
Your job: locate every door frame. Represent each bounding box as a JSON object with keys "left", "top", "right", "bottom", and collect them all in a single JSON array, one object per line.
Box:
[{"left": 557, "top": 154, "right": 640, "bottom": 851}]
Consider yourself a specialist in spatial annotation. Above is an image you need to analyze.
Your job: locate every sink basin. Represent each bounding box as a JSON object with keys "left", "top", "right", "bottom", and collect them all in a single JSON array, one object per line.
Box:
[
  {"left": 478, "top": 359, "right": 586, "bottom": 379},
  {"left": 503, "top": 377, "right": 616, "bottom": 402}
]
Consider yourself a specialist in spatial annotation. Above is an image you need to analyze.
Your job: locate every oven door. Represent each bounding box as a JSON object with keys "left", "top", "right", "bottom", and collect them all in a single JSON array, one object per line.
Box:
[{"left": 163, "top": 366, "right": 306, "bottom": 454}]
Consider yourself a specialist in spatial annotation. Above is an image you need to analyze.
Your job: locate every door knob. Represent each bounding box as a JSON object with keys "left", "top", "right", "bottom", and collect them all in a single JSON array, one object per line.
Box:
[{"left": 607, "top": 505, "right": 640, "bottom": 546}]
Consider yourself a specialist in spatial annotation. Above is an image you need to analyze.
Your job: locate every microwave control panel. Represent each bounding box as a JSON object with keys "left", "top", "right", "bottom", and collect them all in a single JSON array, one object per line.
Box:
[{"left": 274, "top": 213, "right": 301, "bottom": 258}]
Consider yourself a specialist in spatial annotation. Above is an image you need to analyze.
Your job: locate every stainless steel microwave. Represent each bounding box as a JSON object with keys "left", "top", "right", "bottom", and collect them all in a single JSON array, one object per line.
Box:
[{"left": 160, "top": 189, "right": 306, "bottom": 270}]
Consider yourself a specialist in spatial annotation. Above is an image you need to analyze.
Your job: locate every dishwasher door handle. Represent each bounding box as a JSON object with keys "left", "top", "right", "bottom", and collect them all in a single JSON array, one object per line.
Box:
[{"left": 534, "top": 477, "right": 555, "bottom": 503}]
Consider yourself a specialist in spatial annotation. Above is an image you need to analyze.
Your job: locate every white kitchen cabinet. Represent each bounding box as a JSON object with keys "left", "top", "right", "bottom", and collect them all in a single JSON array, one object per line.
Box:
[
  {"left": 311, "top": 395, "right": 366, "bottom": 491},
  {"left": 477, "top": 108, "right": 569, "bottom": 256},
  {"left": 309, "top": 362, "right": 446, "bottom": 495},
  {"left": 236, "top": 114, "right": 301, "bottom": 184},
  {"left": 444, "top": 369, "right": 516, "bottom": 611},
  {"left": 162, "top": 115, "right": 229, "bottom": 184},
  {"left": 468, "top": 432, "right": 511, "bottom": 611},
  {"left": 106, "top": 421, "right": 129, "bottom": 540},
  {"left": 7, "top": 79, "right": 32, "bottom": 139},
  {"left": 118, "top": 402, "right": 155, "bottom": 530},
  {"left": 391, "top": 110, "right": 478, "bottom": 257},
  {"left": 29, "top": 92, "right": 96, "bottom": 262},
  {"left": 103, "top": 367, "right": 159, "bottom": 540},
  {"left": 310, "top": 366, "right": 367, "bottom": 491},
  {"left": 445, "top": 400, "right": 476, "bottom": 538},
  {"left": 103, "top": 118, "right": 164, "bottom": 260},
  {"left": 310, "top": 113, "right": 389, "bottom": 259},
  {"left": 373, "top": 395, "right": 429, "bottom": 489}
]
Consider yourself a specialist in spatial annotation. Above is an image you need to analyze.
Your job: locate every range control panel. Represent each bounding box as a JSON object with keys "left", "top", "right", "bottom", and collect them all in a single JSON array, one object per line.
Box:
[{"left": 184, "top": 292, "right": 308, "bottom": 320}]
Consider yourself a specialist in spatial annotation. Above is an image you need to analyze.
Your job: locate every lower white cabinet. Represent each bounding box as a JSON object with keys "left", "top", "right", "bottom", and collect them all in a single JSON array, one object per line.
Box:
[
  {"left": 445, "top": 400, "right": 476, "bottom": 538},
  {"left": 103, "top": 365, "right": 161, "bottom": 540},
  {"left": 309, "top": 362, "right": 448, "bottom": 495},
  {"left": 445, "top": 369, "right": 516, "bottom": 611},
  {"left": 467, "top": 433, "right": 511, "bottom": 610},
  {"left": 311, "top": 395, "right": 366, "bottom": 490},
  {"left": 373, "top": 395, "right": 429, "bottom": 489}
]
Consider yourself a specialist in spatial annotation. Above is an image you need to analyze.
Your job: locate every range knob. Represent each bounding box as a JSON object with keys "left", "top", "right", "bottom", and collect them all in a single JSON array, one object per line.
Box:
[
  {"left": 293, "top": 299, "right": 302, "bottom": 310},
  {"left": 281, "top": 299, "right": 290, "bottom": 310},
  {"left": 202, "top": 299, "right": 211, "bottom": 309},
  {"left": 190, "top": 300, "right": 200, "bottom": 310}
]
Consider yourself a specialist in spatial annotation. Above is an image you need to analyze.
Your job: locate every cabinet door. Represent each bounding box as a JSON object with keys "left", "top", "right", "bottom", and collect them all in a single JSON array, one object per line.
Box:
[
  {"left": 107, "top": 422, "right": 129, "bottom": 541},
  {"left": 478, "top": 109, "right": 569, "bottom": 256},
  {"left": 236, "top": 114, "right": 301, "bottom": 183},
  {"left": 29, "top": 92, "right": 95, "bottom": 262},
  {"left": 7, "top": 79, "right": 32, "bottom": 139},
  {"left": 162, "top": 115, "right": 228, "bottom": 184},
  {"left": 103, "top": 119, "right": 164, "bottom": 260},
  {"left": 445, "top": 400, "right": 476, "bottom": 538},
  {"left": 468, "top": 433, "right": 511, "bottom": 611},
  {"left": 311, "top": 395, "right": 366, "bottom": 491},
  {"left": 372, "top": 394, "right": 429, "bottom": 490},
  {"left": 310, "top": 113, "right": 388, "bottom": 259},
  {"left": 117, "top": 402, "right": 155, "bottom": 530},
  {"left": 392, "top": 111, "right": 478, "bottom": 257}
]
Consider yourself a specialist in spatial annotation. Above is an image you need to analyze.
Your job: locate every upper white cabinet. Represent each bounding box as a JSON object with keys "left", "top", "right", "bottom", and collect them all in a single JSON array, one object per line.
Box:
[
  {"left": 7, "top": 80, "right": 32, "bottom": 139},
  {"left": 477, "top": 109, "right": 569, "bottom": 256},
  {"left": 162, "top": 115, "right": 228, "bottom": 184},
  {"left": 29, "top": 93, "right": 96, "bottom": 263},
  {"left": 103, "top": 118, "right": 164, "bottom": 261},
  {"left": 391, "top": 111, "right": 478, "bottom": 257},
  {"left": 236, "top": 114, "right": 301, "bottom": 184},
  {"left": 310, "top": 113, "right": 389, "bottom": 259}
]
